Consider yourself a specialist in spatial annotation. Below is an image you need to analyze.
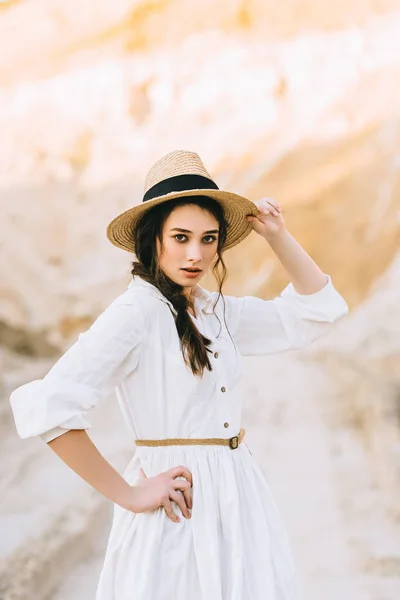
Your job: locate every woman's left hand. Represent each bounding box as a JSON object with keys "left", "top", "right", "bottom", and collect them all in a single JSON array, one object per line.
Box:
[{"left": 247, "top": 197, "right": 286, "bottom": 241}]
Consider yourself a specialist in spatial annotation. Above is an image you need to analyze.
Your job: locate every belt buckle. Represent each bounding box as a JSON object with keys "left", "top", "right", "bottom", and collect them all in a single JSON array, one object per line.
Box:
[{"left": 229, "top": 434, "right": 239, "bottom": 449}]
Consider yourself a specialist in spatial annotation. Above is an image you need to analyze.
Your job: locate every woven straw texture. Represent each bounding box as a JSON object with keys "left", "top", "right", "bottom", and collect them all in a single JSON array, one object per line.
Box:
[
  {"left": 135, "top": 428, "right": 246, "bottom": 447},
  {"left": 106, "top": 150, "right": 259, "bottom": 253},
  {"left": 144, "top": 150, "right": 213, "bottom": 193}
]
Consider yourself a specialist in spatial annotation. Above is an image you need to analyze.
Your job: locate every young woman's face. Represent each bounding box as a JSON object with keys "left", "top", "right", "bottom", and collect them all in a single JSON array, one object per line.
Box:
[{"left": 156, "top": 204, "right": 219, "bottom": 292}]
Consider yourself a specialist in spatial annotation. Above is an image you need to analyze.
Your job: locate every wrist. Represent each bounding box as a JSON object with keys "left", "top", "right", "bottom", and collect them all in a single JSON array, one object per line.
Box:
[
  {"left": 264, "top": 227, "right": 290, "bottom": 246},
  {"left": 115, "top": 483, "right": 137, "bottom": 511}
]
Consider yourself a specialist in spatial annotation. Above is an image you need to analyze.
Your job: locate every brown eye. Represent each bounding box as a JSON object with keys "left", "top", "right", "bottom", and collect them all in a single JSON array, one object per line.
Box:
[{"left": 174, "top": 234, "right": 217, "bottom": 243}]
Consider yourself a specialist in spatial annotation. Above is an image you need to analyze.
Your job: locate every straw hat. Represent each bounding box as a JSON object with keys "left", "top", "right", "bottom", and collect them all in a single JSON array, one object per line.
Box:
[{"left": 106, "top": 149, "right": 259, "bottom": 253}]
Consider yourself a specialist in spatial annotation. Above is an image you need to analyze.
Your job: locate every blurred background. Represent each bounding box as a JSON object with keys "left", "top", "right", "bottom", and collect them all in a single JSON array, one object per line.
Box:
[{"left": 0, "top": 0, "right": 399, "bottom": 598}]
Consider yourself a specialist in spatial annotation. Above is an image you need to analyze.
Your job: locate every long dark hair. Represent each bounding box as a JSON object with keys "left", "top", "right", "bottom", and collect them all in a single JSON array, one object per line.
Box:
[{"left": 131, "top": 195, "right": 229, "bottom": 377}]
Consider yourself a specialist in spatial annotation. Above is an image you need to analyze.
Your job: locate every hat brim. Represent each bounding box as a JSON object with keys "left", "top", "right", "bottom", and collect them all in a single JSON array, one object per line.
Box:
[{"left": 106, "top": 188, "right": 259, "bottom": 253}]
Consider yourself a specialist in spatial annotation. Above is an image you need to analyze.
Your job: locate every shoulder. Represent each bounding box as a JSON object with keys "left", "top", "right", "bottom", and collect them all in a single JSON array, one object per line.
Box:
[
  {"left": 115, "top": 278, "right": 171, "bottom": 321},
  {"left": 203, "top": 289, "right": 244, "bottom": 329},
  {"left": 84, "top": 284, "right": 148, "bottom": 339}
]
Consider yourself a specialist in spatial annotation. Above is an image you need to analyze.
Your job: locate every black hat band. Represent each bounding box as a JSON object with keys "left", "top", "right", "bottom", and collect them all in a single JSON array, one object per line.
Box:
[{"left": 143, "top": 174, "right": 219, "bottom": 202}]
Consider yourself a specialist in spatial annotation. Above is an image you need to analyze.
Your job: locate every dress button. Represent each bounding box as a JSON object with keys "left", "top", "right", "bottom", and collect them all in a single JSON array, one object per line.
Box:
[
  {"left": 224, "top": 422, "right": 229, "bottom": 428},
  {"left": 221, "top": 386, "right": 226, "bottom": 392},
  {"left": 214, "top": 352, "right": 219, "bottom": 358}
]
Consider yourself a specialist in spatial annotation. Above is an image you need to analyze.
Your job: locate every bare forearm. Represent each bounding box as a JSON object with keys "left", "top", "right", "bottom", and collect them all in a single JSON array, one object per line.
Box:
[
  {"left": 267, "top": 229, "right": 328, "bottom": 294},
  {"left": 47, "top": 430, "right": 132, "bottom": 509}
]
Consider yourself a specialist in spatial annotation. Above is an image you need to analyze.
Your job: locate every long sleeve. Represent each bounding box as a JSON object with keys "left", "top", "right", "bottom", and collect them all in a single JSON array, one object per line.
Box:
[
  {"left": 9, "top": 294, "right": 145, "bottom": 442},
  {"left": 224, "top": 274, "right": 348, "bottom": 356}
]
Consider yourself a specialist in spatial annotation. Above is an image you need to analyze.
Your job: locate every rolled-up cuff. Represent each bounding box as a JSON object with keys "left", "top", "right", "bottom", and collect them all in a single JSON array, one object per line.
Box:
[
  {"left": 280, "top": 274, "right": 348, "bottom": 322},
  {"left": 40, "top": 426, "right": 86, "bottom": 443},
  {"left": 9, "top": 378, "right": 102, "bottom": 439}
]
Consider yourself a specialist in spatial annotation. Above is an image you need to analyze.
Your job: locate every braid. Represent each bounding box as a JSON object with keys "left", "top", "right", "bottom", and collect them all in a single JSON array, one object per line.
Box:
[{"left": 132, "top": 263, "right": 213, "bottom": 377}]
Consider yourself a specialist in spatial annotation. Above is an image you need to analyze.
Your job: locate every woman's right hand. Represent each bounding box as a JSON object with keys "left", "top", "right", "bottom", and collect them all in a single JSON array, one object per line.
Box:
[{"left": 128, "top": 465, "right": 193, "bottom": 523}]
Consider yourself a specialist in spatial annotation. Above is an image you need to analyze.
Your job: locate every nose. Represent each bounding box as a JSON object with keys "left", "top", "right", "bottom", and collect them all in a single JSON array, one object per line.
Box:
[{"left": 186, "top": 241, "right": 203, "bottom": 263}]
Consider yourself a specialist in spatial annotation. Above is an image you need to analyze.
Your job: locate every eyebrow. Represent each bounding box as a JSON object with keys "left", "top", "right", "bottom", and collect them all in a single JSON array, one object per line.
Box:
[{"left": 170, "top": 228, "right": 219, "bottom": 234}]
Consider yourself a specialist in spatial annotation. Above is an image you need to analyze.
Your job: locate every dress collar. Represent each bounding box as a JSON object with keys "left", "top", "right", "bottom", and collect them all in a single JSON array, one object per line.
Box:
[{"left": 127, "top": 275, "right": 215, "bottom": 315}]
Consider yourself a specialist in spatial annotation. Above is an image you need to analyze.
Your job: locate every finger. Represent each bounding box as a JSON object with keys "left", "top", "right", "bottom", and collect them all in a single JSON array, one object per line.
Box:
[
  {"left": 269, "top": 206, "right": 281, "bottom": 216},
  {"left": 162, "top": 498, "right": 181, "bottom": 523},
  {"left": 249, "top": 214, "right": 263, "bottom": 223},
  {"left": 139, "top": 468, "right": 147, "bottom": 479},
  {"left": 168, "top": 465, "right": 193, "bottom": 486},
  {"left": 170, "top": 490, "right": 191, "bottom": 519},
  {"left": 260, "top": 198, "right": 281, "bottom": 216},
  {"left": 255, "top": 206, "right": 270, "bottom": 216},
  {"left": 266, "top": 198, "right": 281, "bottom": 211},
  {"left": 255, "top": 201, "right": 266, "bottom": 212},
  {"left": 253, "top": 201, "right": 265, "bottom": 214},
  {"left": 172, "top": 479, "right": 192, "bottom": 509},
  {"left": 263, "top": 202, "right": 279, "bottom": 217},
  {"left": 172, "top": 478, "right": 191, "bottom": 492},
  {"left": 183, "top": 487, "right": 192, "bottom": 510}
]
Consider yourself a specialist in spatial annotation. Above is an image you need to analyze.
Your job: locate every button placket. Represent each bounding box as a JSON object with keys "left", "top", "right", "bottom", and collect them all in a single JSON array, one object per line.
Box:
[{"left": 214, "top": 349, "right": 228, "bottom": 430}]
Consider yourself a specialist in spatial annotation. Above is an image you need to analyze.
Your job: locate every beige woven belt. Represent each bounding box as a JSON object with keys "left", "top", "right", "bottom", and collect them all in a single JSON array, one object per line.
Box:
[{"left": 135, "top": 428, "right": 246, "bottom": 450}]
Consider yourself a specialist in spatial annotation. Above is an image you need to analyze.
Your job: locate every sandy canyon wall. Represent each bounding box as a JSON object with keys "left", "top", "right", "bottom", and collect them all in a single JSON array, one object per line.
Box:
[{"left": 0, "top": 1, "right": 399, "bottom": 598}]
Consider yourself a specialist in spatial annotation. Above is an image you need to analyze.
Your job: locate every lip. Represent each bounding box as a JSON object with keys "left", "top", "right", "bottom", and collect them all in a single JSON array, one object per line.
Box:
[{"left": 181, "top": 268, "right": 202, "bottom": 278}]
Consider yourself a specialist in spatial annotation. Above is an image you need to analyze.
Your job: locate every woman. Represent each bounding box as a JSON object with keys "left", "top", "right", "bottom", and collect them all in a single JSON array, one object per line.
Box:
[{"left": 10, "top": 149, "right": 348, "bottom": 599}]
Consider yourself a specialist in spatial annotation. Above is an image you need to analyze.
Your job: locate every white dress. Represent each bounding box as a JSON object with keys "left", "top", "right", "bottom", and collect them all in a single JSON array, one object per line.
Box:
[{"left": 10, "top": 274, "right": 348, "bottom": 599}]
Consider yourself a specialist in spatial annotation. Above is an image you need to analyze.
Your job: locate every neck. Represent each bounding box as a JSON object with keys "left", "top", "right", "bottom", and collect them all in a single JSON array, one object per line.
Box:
[{"left": 182, "top": 285, "right": 195, "bottom": 301}]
